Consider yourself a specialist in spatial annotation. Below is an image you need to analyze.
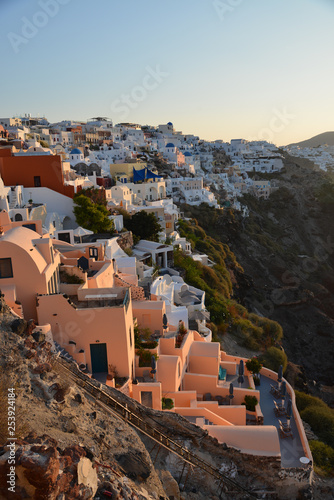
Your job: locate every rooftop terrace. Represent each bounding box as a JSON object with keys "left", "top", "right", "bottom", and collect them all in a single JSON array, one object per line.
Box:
[{"left": 258, "top": 375, "right": 306, "bottom": 468}]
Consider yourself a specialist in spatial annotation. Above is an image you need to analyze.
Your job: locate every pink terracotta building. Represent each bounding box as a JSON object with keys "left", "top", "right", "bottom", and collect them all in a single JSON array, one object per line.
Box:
[{"left": 0, "top": 225, "right": 61, "bottom": 319}]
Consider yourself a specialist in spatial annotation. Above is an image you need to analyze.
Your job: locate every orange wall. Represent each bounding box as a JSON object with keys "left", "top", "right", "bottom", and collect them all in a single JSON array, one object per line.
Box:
[
  {"left": 183, "top": 372, "right": 260, "bottom": 405},
  {"left": 197, "top": 402, "right": 246, "bottom": 425},
  {"left": 189, "top": 354, "right": 219, "bottom": 376},
  {"left": 0, "top": 153, "right": 74, "bottom": 198},
  {"left": 132, "top": 382, "right": 162, "bottom": 410},
  {"left": 37, "top": 293, "right": 135, "bottom": 378},
  {"left": 157, "top": 355, "right": 180, "bottom": 393},
  {"left": 168, "top": 391, "right": 197, "bottom": 407},
  {"left": 132, "top": 301, "right": 165, "bottom": 335},
  {"left": 176, "top": 407, "right": 233, "bottom": 426}
]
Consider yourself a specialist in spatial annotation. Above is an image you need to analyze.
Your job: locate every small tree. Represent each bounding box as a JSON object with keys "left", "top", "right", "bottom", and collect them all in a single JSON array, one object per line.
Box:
[
  {"left": 124, "top": 211, "right": 162, "bottom": 242},
  {"left": 73, "top": 194, "right": 113, "bottom": 234},
  {"left": 243, "top": 395, "right": 258, "bottom": 412},
  {"left": 246, "top": 357, "right": 262, "bottom": 375}
]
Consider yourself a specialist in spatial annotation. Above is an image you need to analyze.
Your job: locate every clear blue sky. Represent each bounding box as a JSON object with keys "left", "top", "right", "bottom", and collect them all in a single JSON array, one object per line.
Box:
[{"left": 1, "top": 0, "right": 333, "bottom": 145}]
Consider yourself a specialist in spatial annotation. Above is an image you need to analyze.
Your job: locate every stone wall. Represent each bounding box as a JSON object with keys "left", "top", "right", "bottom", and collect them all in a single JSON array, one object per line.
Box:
[
  {"left": 117, "top": 231, "right": 133, "bottom": 250},
  {"left": 114, "top": 275, "right": 146, "bottom": 301}
]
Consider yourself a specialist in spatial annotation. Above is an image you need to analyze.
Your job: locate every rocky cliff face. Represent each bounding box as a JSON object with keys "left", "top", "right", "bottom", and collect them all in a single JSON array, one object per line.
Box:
[
  {"left": 230, "top": 153, "right": 334, "bottom": 404},
  {"left": 0, "top": 434, "right": 97, "bottom": 499}
]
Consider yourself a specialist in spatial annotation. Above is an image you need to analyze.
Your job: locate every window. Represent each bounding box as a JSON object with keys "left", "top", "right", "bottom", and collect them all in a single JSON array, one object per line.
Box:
[
  {"left": 89, "top": 247, "right": 98, "bottom": 260},
  {"left": 58, "top": 232, "right": 71, "bottom": 243},
  {"left": 22, "top": 223, "right": 37, "bottom": 232},
  {"left": 0, "top": 258, "right": 13, "bottom": 279},
  {"left": 34, "top": 176, "right": 41, "bottom": 187}
]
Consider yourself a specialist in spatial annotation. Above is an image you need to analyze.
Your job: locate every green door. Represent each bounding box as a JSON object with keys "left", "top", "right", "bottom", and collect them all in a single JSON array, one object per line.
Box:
[{"left": 90, "top": 343, "right": 108, "bottom": 373}]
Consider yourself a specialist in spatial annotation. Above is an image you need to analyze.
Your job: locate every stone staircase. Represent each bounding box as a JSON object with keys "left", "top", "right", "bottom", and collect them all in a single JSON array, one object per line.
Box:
[
  {"left": 9, "top": 191, "right": 18, "bottom": 209},
  {"left": 53, "top": 340, "right": 87, "bottom": 371}
]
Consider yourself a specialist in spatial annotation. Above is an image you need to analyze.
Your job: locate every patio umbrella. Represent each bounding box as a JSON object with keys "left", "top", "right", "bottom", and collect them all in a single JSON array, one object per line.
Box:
[
  {"left": 150, "top": 355, "right": 156, "bottom": 381},
  {"left": 163, "top": 314, "right": 168, "bottom": 331},
  {"left": 229, "top": 383, "right": 234, "bottom": 405},
  {"left": 238, "top": 360, "right": 244, "bottom": 387},
  {"left": 286, "top": 398, "right": 292, "bottom": 427},
  {"left": 73, "top": 226, "right": 94, "bottom": 243},
  {"left": 277, "top": 365, "right": 283, "bottom": 390},
  {"left": 281, "top": 381, "right": 286, "bottom": 407}
]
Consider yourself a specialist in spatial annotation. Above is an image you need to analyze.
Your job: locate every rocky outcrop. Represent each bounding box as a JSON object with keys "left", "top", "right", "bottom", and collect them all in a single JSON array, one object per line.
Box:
[
  {"left": 0, "top": 433, "right": 97, "bottom": 499},
  {"left": 117, "top": 232, "right": 133, "bottom": 250}
]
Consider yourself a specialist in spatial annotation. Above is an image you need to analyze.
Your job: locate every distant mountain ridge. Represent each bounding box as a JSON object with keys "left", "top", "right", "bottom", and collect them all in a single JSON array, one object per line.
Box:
[{"left": 287, "top": 131, "right": 334, "bottom": 148}]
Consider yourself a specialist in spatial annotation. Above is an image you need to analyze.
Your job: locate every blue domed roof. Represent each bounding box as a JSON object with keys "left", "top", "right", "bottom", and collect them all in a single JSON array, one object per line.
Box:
[
  {"left": 166, "top": 143, "right": 175, "bottom": 148},
  {"left": 184, "top": 151, "right": 192, "bottom": 156},
  {"left": 167, "top": 122, "right": 173, "bottom": 126},
  {"left": 70, "top": 148, "right": 82, "bottom": 155}
]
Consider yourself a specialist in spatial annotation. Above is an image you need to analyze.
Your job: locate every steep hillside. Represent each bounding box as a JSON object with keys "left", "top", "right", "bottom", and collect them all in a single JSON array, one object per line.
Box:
[
  {"left": 181, "top": 153, "right": 334, "bottom": 407},
  {"left": 287, "top": 131, "right": 334, "bottom": 148}
]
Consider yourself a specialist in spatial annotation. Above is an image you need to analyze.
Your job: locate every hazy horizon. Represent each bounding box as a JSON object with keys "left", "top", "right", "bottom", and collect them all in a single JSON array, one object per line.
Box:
[{"left": 1, "top": 0, "right": 333, "bottom": 146}]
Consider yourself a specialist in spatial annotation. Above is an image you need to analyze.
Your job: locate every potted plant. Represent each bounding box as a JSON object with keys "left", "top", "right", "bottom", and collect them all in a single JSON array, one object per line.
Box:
[
  {"left": 175, "top": 321, "right": 187, "bottom": 348},
  {"left": 107, "top": 364, "right": 118, "bottom": 380},
  {"left": 162, "top": 397, "right": 174, "bottom": 410},
  {"left": 242, "top": 395, "right": 258, "bottom": 412},
  {"left": 246, "top": 357, "right": 262, "bottom": 386}
]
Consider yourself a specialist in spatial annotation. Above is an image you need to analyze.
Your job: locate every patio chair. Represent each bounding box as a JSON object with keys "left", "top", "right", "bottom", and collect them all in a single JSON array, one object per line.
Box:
[
  {"left": 273, "top": 400, "right": 286, "bottom": 417},
  {"left": 204, "top": 393, "right": 212, "bottom": 401},
  {"left": 278, "top": 419, "right": 293, "bottom": 438},
  {"left": 215, "top": 395, "right": 224, "bottom": 405},
  {"left": 270, "top": 384, "right": 281, "bottom": 398}
]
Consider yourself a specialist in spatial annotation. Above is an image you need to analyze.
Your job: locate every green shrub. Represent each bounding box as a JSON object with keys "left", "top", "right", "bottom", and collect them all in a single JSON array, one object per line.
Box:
[
  {"left": 309, "top": 440, "right": 334, "bottom": 476},
  {"left": 162, "top": 397, "right": 174, "bottom": 410},
  {"left": 60, "top": 271, "right": 84, "bottom": 285},
  {"left": 295, "top": 391, "right": 327, "bottom": 412},
  {"left": 262, "top": 347, "right": 287, "bottom": 372},
  {"left": 301, "top": 406, "right": 334, "bottom": 448},
  {"left": 137, "top": 349, "right": 158, "bottom": 367},
  {"left": 243, "top": 395, "right": 258, "bottom": 411}
]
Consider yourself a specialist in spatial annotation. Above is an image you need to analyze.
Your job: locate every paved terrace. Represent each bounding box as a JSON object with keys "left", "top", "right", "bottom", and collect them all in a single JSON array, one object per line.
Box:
[{"left": 259, "top": 375, "right": 305, "bottom": 468}]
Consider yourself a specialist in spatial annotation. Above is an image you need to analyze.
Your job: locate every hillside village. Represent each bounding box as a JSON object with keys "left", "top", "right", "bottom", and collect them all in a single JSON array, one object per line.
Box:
[
  {"left": 0, "top": 115, "right": 316, "bottom": 497},
  {"left": 284, "top": 143, "right": 334, "bottom": 172}
]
